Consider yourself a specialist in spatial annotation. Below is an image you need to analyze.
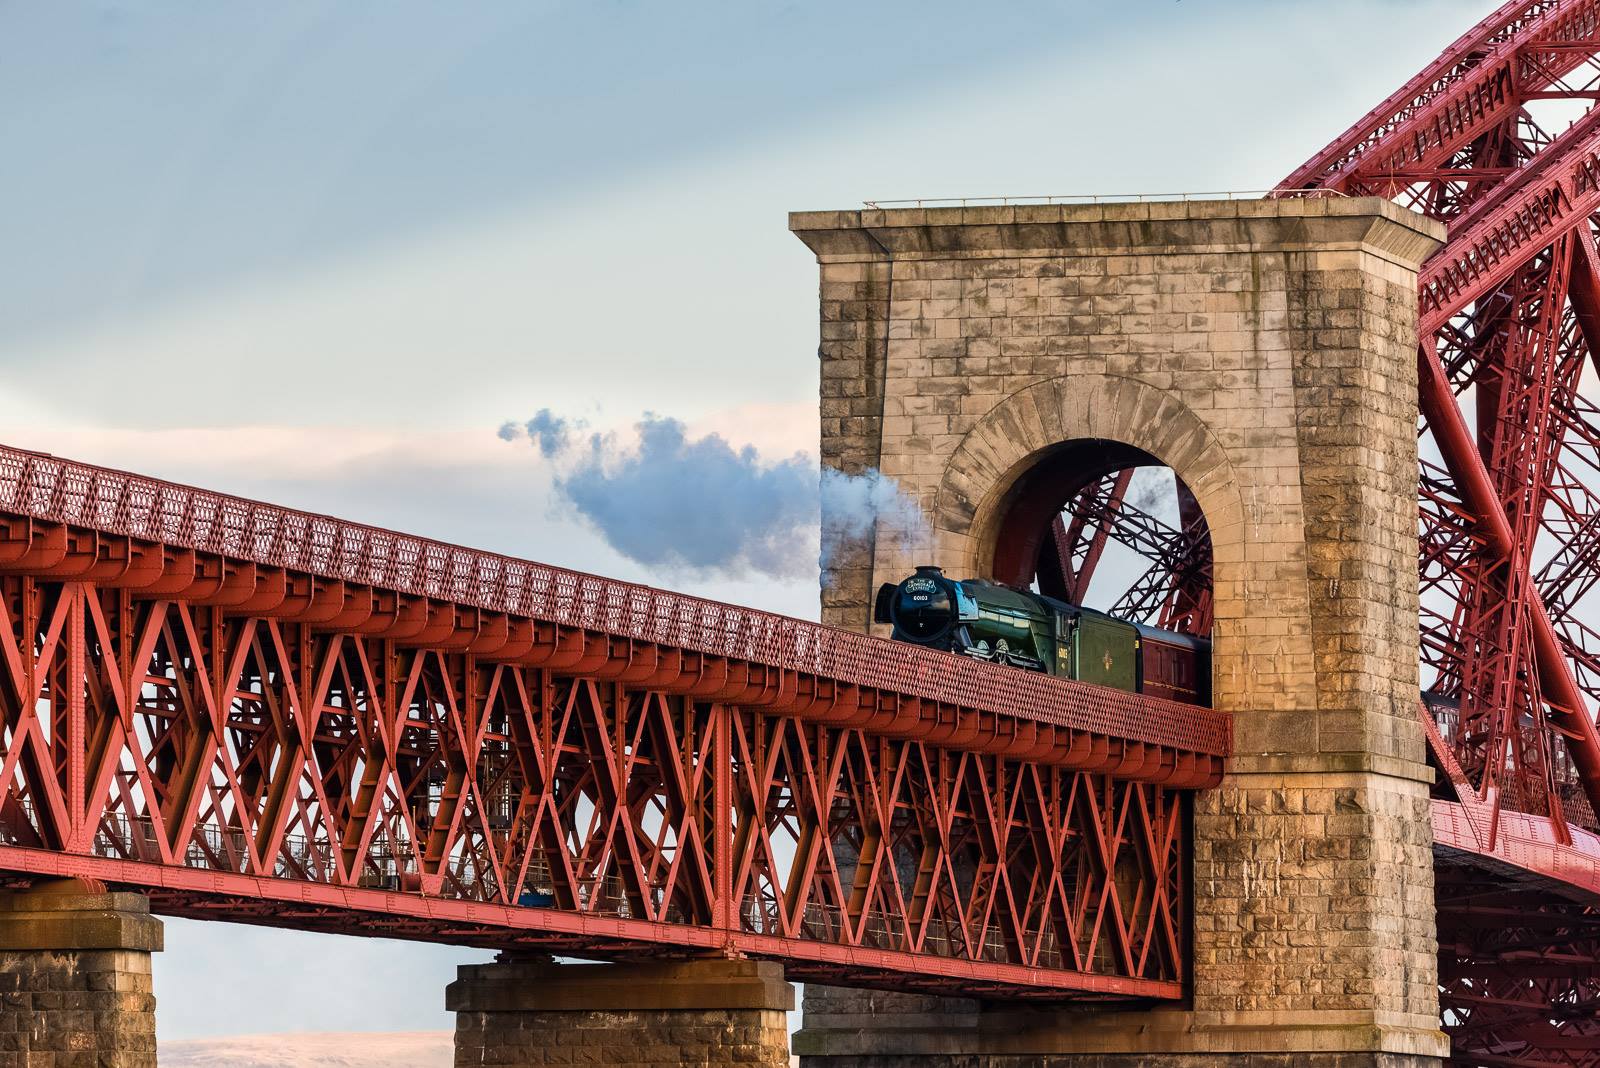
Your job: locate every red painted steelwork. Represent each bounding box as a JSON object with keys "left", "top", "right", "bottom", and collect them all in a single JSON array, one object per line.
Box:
[
  {"left": 1417, "top": 108, "right": 1600, "bottom": 337},
  {"left": 0, "top": 845, "right": 1179, "bottom": 1000},
  {"left": 0, "top": 446, "right": 1225, "bottom": 772},
  {"left": 1285, "top": 2, "right": 1600, "bottom": 1061},
  {"left": 0, "top": 443, "right": 1223, "bottom": 999},
  {"left": 1283, "top": 0, "right": 1600, "bottom": 199},
  {"left": 1435, "top": 859, "right": 1600, "bottom": 1067},
  {"left": 1045, "top": 469, "right": 1132, "bottom": 606},
  {"left": 1029, "top": 469, "right": 1213, "bottom": 639},
  {"left": 988, "top": 440, "right": 1214, "bottom": 640}
]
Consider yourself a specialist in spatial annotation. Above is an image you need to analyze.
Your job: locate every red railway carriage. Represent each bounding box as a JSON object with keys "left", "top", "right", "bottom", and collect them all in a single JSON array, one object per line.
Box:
[{"left": 1137, "top": 627, "right": 1210, "bottom": 707}]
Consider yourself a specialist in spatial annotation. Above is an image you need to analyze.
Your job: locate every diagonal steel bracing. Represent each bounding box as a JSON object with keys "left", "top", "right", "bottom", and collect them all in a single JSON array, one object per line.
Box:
[{"left": 1284, "top": 2, "right": 1600, "bottom": 1061}]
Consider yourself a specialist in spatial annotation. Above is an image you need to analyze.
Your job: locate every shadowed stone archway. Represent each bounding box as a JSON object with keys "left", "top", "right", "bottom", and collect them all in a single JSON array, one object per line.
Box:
[{"left": 926, "top": 374, "right": 1253, "bottom": 701}]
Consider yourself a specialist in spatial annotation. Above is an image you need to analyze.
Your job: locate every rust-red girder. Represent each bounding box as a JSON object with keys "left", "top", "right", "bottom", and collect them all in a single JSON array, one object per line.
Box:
[
  {"left": 1285, "top": 2, "right": 1600, "bottom": 1063},
  {"left": 1282, "top": 0, "right": 1600, "bottom": 199},
  {"left": 0, "top": 446, "right": 1224, "bottom": 782},
  {"left": 0, "top": 443, "right": 1227, "bottom": 999}
]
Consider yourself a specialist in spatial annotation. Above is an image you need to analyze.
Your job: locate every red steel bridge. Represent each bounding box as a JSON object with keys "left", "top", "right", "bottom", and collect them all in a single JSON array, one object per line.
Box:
[
  {"left": 5, "top": 1, "right": 1600, "bottom": 1063},
  {"left": 0, "top": 444, "right": 1227, "bottom": 1002}
]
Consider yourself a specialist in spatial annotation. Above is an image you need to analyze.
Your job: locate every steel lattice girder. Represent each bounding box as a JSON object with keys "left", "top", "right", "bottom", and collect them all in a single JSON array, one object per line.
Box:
[
  {"left": 1436, "top": 857, "right": 1600, "bottom": 1068},
  {"left": 1282, "top": 0, "right": 1600, "bottom": 198},
  {"left": 0, "top": 444, "right": 1229, "bottom": 1000},
  {"left": 1045, "top": 471, "right": 1213, "bottom": 637},
  {"left": 1284, "top": 0, "right": 1600, "bottom": 838},
  {"left": 0, "top": 576, "right": 1188, "bottom": 999}
]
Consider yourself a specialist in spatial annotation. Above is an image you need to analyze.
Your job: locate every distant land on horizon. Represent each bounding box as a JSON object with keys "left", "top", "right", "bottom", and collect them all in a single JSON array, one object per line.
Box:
[
  {"left": 161, "top": 1031, "right": 804, "bottom": 1066},
  {"left": 159, "top": 1032, "right": 452, "bottom": 1068}
]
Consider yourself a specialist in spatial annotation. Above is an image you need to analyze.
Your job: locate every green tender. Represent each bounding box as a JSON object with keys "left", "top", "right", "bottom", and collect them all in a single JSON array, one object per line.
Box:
[{"left": 1070, "top": 611, "right": 1139, "bottom": 692}]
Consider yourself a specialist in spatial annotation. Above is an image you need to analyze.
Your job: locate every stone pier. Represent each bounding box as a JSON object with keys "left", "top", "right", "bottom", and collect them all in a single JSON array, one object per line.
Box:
[
  {"left": 448, "top": 957, "right": 794, "bottom": 1067},
  {"left": 0, "top": 878, "right": 163, "bottom": 1067},
  {"left": 790, "top": 198, "right": 1450, "bottom": 1066}
]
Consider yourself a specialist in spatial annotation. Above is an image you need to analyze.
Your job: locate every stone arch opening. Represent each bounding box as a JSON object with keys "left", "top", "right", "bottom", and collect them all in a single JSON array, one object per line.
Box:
[
  {"left": 987, "top": 437, "right": 1214, "bottom": 637},
  {"left": 926, "top": 374, "right": 1259, "bottom": 713}
]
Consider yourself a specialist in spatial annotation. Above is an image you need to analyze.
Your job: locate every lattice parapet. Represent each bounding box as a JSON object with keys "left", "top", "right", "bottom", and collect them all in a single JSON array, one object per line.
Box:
[{"left": 0, "top": 444, "right": 1226, "bottom": 777}]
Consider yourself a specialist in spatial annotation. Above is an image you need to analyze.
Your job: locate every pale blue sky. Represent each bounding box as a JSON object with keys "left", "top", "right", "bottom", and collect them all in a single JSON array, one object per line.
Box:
[{"left": 0, "top": 0, "right": 1500, "bottom": 1039}]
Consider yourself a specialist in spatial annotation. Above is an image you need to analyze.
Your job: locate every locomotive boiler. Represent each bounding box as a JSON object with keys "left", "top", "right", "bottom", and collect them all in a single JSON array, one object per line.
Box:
[{"left": 874, "top": 565, "right": 1210, "bottom": 707}]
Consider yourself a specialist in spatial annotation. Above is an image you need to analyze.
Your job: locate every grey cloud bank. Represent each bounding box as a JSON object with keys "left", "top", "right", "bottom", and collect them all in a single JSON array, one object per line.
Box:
[
  {"left": 0, "top": 1, "right": 1123, "bottom": 350},
  {"left": 161, "top": 1032, "right": 452, "bottom": 1068}
]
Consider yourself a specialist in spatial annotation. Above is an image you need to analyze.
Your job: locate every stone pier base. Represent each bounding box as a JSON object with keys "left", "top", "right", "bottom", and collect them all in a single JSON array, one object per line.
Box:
[
  {"left": 0, "top": 878, "right": 163, "bottom": 1068},
  {"left": 795, "top": 986, "right": 1446, "bottom": 1068},
  {"left": 447, "top": 957, "right": 794, "bottom": 1067},
  {"left": 794, "top": 986, "right": 979, "bottom": 1062},
  {"left": 802, "top": 1056, "right": 1440, "bottom": 1068}
]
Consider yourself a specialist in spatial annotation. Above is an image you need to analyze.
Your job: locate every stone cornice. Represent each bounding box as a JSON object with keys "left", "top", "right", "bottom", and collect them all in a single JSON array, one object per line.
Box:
[{"left": 790, "top": 196, "right": 1446, "bottom": 272}]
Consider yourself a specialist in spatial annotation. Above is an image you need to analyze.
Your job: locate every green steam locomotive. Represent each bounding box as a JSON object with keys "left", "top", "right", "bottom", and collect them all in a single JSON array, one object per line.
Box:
[{"left": 874, "top": 565, "right": 1209, "bottom": 706}]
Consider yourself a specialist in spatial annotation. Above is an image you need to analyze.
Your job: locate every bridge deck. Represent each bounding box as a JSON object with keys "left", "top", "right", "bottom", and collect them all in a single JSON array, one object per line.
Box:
[
  {"left": 0, "top": 442, "right": 1227, "bottom": 999},
  {"left": 0, "top": 444, "right": 1227, "bottom": 780}
]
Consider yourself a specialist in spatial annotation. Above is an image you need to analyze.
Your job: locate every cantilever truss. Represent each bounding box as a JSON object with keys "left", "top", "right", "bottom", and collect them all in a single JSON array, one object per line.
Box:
[
  {"left": 1046, "top": 471, "right": 1212, "bottom": 637},
  {"left": 0, "top": 445, "right": 1228, "bottom": 1000},
  {"left": 1280, "top": 2, "right": 1600, "bottom": 1063}
]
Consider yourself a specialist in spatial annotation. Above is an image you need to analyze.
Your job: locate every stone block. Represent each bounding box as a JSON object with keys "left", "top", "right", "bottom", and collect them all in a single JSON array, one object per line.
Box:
[
  {"left": 451, "top": 958, "right": 792, "bottom": 1067},
  {"left": 0, "top": 881, "right": 161, "bottom": 1068}
]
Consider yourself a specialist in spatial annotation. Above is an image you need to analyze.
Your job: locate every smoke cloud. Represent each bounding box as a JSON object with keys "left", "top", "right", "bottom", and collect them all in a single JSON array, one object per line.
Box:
[
  {"left": 498, "top": 409, "right": 578, "bottom": 458},
  {"left": 499, "top": 412, "right": 927, "bottom": 579},
  {"left": 819, "top": 467, "right": 927, "bottom": 552},
  {"left": 559, "top": 416, "right": 816, "bottom": 577}
]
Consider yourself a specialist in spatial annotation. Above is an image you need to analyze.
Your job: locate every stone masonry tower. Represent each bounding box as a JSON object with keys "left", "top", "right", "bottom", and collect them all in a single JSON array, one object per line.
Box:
[{"left": 790, "top": 198, "right": 1449, "bottom": 1066}]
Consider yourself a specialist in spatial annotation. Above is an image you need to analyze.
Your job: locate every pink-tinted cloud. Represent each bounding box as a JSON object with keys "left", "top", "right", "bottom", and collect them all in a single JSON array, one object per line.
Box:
[{"left": 161, "top": 1031, "right": 452, "bottom": 1068}]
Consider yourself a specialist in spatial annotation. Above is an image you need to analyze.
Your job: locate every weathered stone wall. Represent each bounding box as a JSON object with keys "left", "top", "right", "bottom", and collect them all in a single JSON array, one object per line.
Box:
[
  {"left": 0, "top": 948, "right": 158, "bottom": 1067},
  {"left": 819, "top": 257, "right": 894, "bottom": 630},
  {"left": 790, "top": 199, "right": 1447, "bottom": 1064},
  {"left": 794, "top": 985, "right": 979, "bottom": 1061},
  {"left": 798, "top": 1054, "right": 1438, "bottom": 1068},
  {"left": 0, "top": 880, "right": 163, "bottom": 1068},
  {"left": 455, "top": 1006, "right": 790, "bottom": 1067},
  {"left": 449, "top": 958, "right": 793, "bottom": 1067}
]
